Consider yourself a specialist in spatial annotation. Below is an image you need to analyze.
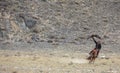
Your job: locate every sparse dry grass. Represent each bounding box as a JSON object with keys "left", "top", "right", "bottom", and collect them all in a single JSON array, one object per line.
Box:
[{"left": 0, "top": 50, "right": 120, "bottom": 73}]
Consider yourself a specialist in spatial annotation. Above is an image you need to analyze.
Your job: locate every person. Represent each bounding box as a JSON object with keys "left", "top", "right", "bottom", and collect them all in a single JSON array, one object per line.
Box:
[{"left": 87, "top": 34, "right": 102, "bottom": 63}]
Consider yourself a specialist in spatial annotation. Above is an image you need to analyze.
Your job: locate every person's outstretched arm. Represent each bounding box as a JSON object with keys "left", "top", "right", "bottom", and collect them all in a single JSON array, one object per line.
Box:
[{"left": 92, "top": 37, "right": 97, "bottom": 44}]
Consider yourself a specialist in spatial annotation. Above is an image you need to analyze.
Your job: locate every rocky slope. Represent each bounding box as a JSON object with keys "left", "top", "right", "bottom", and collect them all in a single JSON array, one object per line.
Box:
[{"left": 0, "top": 0, "right": 120, "bottom": 52}]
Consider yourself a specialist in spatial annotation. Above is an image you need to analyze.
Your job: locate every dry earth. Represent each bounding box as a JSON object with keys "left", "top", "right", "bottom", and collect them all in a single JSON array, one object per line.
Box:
[
  {"left": 0, "top": 49, "right": 120, "bottom": 73},
  {"left": 0, "top": 0, "right": 120, "bottom": 73}
]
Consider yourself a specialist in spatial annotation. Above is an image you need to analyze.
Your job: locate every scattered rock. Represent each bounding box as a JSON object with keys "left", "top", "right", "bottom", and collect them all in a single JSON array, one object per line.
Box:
[
  {"left": 68, "top": 62, "right": 73, "bottom": 65},
  {"left": 31, "top": 34, "right": 40, "bottom": 42},
  {"left": 0, "top": 0, "right": 120, "bottom": 53},
  {"left": 19, "top": 14, "right": 37, "bottom": 29},
  {"left": 47, "top": 40, "right": 53, "bottom": 43},
  {"left": 14, "top": 52, "right": 21, "bottom": 56},
  {"left": 12, "top": 71, "right": 17, "bottom": 73}
]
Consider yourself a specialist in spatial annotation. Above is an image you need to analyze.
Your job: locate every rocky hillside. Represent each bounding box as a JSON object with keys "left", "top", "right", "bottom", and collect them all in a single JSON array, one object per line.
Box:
[{"left": 0, "top": 0, "right": 120, "bottom": 52}]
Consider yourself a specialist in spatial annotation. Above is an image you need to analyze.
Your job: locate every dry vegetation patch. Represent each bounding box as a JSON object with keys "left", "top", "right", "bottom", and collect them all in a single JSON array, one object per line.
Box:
[{"left": 0, "top": 50, "right": 120, "bottom": 73}]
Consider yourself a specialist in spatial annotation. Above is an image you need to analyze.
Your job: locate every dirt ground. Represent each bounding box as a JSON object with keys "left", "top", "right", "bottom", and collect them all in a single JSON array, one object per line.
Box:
[
  {"left": 0, "top": 0, "right": 120, "bottom": 73},
  {"left": 0, "top": 49, "right": 120, "bottom": 73}
]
